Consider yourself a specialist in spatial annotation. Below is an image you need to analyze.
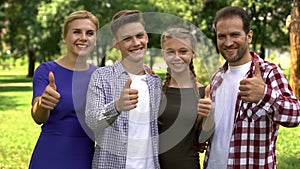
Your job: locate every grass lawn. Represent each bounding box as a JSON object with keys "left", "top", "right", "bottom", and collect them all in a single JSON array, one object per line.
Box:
[
  {"left": 0, "top": 66, "right": 299, "bottom": 169},
  {"left": 0, "top": 67, "right": 40, "bottom": 169}
]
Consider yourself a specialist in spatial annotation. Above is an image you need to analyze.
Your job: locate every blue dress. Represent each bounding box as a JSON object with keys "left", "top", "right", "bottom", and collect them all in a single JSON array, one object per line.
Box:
[{"left": 29, "top": 61, "right": 97, "bottom": 169}]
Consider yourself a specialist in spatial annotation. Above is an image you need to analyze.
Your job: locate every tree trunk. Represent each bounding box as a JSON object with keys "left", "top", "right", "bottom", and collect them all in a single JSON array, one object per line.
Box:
[
  {"left": 289, "top": 0, "right": 300, "bottom": 99},
  {"left": 27, "top": 49, "right": 35, "bottom": 78}
]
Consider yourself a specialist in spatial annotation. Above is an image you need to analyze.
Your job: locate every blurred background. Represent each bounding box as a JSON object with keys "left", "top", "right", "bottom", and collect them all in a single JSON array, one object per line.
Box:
[{"left": 0, "top": 0, "right": 300, "bottom": 168}]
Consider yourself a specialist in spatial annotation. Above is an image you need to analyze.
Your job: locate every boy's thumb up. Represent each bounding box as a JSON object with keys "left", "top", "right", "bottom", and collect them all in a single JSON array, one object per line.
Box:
[{"left": 123, "top": 78, "right": 132, "bottom": 89}]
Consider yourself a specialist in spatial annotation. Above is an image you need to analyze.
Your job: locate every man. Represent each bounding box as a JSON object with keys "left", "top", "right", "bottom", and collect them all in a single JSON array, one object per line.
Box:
[
  {"left": 204, "top": 6, "right": 300, "bottom": 168},
  {"left": 85, "top": 10, "right": 161, "bottom": 169}
]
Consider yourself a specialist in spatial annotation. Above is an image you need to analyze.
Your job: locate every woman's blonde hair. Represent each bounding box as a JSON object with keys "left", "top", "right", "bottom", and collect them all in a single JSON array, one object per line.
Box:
[{"left": 62, "top": 10, "right": 99, "bottom": 39}]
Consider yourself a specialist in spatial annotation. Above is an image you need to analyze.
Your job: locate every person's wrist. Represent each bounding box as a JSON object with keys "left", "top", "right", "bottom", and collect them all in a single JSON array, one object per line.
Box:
[{"left": 115, "top": 98, "right": 120, "bottom": 113}]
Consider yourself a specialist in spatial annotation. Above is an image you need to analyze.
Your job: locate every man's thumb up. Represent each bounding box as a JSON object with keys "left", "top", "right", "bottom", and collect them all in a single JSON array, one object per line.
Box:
[{"left": 254, "top": 62, "right": 262, "bottom": 78}]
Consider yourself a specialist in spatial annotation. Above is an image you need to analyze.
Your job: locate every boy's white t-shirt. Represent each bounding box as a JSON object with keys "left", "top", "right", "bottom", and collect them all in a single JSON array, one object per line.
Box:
[
  {"left": 207, "top": 61, "right": 251, "bottom": 169},
  {"left": 125, "top": 73, "right": 155, "bottom": 169}
]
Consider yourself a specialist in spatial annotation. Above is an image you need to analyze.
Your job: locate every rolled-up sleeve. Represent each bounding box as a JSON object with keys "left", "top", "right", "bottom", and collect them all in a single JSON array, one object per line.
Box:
[
  {"left": 85, "top": 67, "right": 120, "bottom": 134},
  {"left": 258, "top": 64, "right": 300, "bottom": 127}
]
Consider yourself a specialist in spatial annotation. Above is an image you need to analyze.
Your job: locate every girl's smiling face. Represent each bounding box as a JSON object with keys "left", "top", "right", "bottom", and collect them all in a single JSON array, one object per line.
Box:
[{"left": 162, "top": 38, "right": 195, "bottom": 75}]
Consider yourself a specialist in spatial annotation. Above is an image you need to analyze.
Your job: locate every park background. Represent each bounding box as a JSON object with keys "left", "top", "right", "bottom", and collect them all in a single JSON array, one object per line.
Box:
[{"left": 0, "top": 0, "right": 300, "bottom": 168}]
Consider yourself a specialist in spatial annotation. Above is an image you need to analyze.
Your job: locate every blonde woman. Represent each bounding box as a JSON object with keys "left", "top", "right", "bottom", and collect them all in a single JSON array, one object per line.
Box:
[{"left": 29, "top": 10, "right": 99, "bottom": 169}]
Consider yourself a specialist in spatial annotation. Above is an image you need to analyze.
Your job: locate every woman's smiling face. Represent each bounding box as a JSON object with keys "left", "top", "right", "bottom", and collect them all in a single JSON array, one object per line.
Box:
[{"left": 64, "top": 18, "right": 97, "bottom": 57}]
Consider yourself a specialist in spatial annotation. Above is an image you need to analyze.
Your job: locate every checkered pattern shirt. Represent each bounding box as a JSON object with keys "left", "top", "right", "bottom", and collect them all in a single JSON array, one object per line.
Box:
[
  {"left": 203, "top": 52, "right": 300, "bottom": 168},
  {"left": 85, "top": 61, "right": 162, "bottom": 169}
]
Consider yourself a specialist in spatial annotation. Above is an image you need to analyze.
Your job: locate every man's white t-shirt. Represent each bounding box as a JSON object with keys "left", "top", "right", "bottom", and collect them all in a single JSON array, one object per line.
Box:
[
  {"left": 125, "top": 73, "right": 155, "bottom": 169},
  {"left": 207, "top": 61, "right": 251, "bottom": 169}
]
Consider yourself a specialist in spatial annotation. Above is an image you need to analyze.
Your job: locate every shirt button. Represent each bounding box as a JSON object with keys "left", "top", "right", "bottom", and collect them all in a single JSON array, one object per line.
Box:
[{"left": 247, "top": 109, "right": 252, "bottom": 117}]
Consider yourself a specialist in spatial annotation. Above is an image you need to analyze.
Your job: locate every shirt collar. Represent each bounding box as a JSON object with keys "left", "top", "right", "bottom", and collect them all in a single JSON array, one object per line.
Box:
[
  {"left": 114, "top": 61, "right": 128, "bottom": 78},
  {"left": 114, "top": 61, "right": 154, "bottom": 78}
]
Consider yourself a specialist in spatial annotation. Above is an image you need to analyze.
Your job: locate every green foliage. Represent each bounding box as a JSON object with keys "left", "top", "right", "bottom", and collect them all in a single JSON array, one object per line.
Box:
[
  {"left": 104, "top": 48, "right": 122, "bottom": 63},
  {"left": 233, "top": 0, "right": 291, "bottom": 50},
  {"left": 196, "top": 0, "right": 292, "bottom": 51},
  {"left": 195, "top": 0, "right": 230, "bottom": 39},
  {"left": 1, "top": 0, "right": 295, "bottom": 78}
]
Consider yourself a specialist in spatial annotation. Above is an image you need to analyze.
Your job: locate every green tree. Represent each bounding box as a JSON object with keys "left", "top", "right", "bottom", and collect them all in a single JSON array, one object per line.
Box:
[
  {"left": 1, "top": 0, "right": 294, "bottom": 78},
  {"left": 197, "top": 0, "right": 292, "bottom": 51},
  {"left": 3, "top": 0, "right": 43, "bottom": 77},
  {"left": 0, "top": 7, "right": 6, "bottom": 52}
]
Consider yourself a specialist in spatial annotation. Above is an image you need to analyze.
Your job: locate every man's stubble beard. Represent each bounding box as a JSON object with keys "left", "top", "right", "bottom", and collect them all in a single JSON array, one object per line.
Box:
[{"left": 221, "top": 39, "right": 248, "bottom": 64}]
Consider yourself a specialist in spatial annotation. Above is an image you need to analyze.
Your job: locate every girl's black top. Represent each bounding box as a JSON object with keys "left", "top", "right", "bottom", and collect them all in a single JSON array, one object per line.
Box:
[{"left": 158, "top": 86, "right": 205, "bottom": 169}]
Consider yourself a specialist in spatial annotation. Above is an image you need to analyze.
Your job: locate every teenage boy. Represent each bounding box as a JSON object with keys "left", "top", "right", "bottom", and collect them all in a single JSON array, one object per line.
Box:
[{"left": 85, "top": 10, "right": 162, "bottom": 169}]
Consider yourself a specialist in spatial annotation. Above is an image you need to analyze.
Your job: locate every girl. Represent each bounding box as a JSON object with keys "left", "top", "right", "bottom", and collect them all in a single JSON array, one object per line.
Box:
[{"left": 158, "top": 27, "right": 211, "bottom": 169}]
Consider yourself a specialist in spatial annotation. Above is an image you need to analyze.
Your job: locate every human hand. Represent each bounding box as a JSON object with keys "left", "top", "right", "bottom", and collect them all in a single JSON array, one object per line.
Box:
[
  {"left": 115, "top": 78, "right": 139, "bottom": 112},
  {"left": 39, "top": 71, "right": 61, "bottom": 110},
  {"left": 198, "top": 85, "right": 212, "bottom": 117},
  {"left": 239, "top": 62, "right": 265, "bottom": 103}
]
